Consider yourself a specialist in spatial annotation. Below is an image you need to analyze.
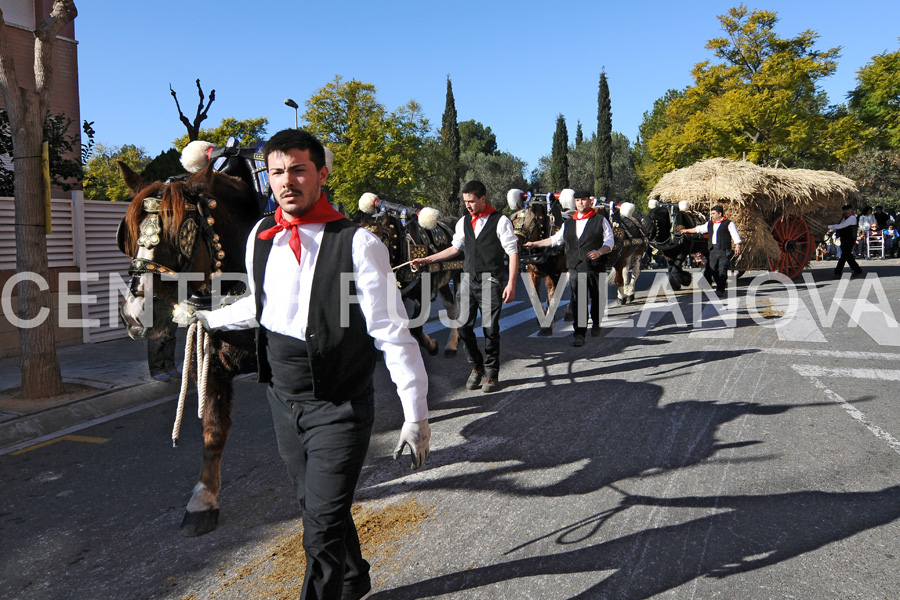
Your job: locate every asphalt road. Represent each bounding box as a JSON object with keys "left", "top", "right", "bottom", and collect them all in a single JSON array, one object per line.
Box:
[{"left": 2, "top": 262, "right": 900, "bottom": 599}]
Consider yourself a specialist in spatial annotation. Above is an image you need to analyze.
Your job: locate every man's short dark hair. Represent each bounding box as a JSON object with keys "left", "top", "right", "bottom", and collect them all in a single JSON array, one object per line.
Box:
[
  {"left": 573, "top": 190, "right": 592, "bottom": 199},
  {"left": 841, "top": 204, "right": 853, "bottom": 211},
  {"left": 263, "top": 129, "right": 326, "bottom": 171},
  {"left": 461, "top": 180, "right": 487, "bottom": 199},
  {"left": 710, "top": 204, "right": 724, "bottom": 213}
]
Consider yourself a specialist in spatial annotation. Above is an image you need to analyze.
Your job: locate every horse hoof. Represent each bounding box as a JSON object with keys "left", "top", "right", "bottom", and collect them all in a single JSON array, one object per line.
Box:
[
  {"left": 538, "top": 327, "right": 553, "bottom": 337},
  {"left": 443, "top": 347, "right": 457, "bottom": 358},
  {"left": 627, "top": 294, "right": 635, "bottom": 303},
  {"left": 616, "top": 297, "right": 627, "bottom": 306},
  {"left": 180, "top": 508, "right": 220, "bottom": 537},
  {"left": 564, "top": 314, "right": 574, "bottom": 322},
  {"left": 426, "top": 341, "right": 439, "bottom": 356}
]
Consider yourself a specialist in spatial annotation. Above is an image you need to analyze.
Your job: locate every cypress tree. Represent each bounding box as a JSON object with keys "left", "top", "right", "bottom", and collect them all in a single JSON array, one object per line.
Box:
[
  {"left": 595, "top": 71, "right": 612, "bottom": 199},
  {"left": 440, "top": 76, "right": 461, "bottom": 210},
  {"left": 575, "top": 120, "right": 584, "bottom": 146},
  {"left": 550, "top": 114, "right": 569, "bottom": 191}
]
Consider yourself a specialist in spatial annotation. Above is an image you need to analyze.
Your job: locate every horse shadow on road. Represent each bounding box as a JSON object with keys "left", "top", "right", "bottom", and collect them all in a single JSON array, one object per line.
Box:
[
  {"left": 361, "top": 377, "right": 822, "bottom": 500},
  {"left": 375, "top": 484, "right": 900, "bottom": 599}
]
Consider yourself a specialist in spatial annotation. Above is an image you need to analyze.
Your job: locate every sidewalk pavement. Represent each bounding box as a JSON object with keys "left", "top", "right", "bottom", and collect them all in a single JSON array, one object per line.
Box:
[{"left": 0, "top": 332, "right": 188, "bottom": 454}]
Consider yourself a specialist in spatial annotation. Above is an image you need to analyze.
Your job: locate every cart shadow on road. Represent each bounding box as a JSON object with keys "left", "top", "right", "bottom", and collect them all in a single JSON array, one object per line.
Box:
[{"left": 374, "top": 484, "right": 900, "bottom": 599}]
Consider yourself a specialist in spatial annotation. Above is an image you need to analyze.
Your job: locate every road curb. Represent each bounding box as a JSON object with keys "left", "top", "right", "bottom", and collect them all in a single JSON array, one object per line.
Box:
[{"left": 0, "top": 383, "right": 180, "bottom": 454}]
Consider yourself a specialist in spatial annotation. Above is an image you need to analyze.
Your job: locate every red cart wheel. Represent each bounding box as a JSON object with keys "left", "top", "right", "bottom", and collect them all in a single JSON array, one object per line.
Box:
[{"left": 767, "top": 214, "right": 814, "bottom": 280}]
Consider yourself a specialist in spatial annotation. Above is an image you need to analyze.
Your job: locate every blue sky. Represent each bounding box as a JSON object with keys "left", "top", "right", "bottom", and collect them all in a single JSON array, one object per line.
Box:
[{"left": 76, "top": 1, "right": 899, "bottom": 174}]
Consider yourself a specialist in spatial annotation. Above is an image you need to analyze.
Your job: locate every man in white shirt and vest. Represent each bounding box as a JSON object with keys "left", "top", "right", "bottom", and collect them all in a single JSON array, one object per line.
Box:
[
  {"left": 410, "top": 180, "right": 519, "bottom": 393},
  {"left": 828, "top": 204, "right": 864, "bottom": 278},
  {"left": 524, "top": 190, "right": 614, "bottom": 346},
  {"left": 192, "top": 129, "right": 429, "bottom": 600},
  {"left": 682, "top": 204, "right": 742, "bottom": 297}
]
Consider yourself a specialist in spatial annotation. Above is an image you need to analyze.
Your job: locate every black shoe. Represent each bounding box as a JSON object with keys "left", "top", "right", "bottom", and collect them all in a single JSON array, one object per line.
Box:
[
  {"left": 342, "top": 583, "right": 372, "bottom": 600},
  {"left": 590, "top": 327, "right": 601, "bottom": 337},
  {"left": 482, "top": 377, "right": 499, "bottom": 393},
  {"left": 466, "top": 370, "right": 483, "bottom": 390},
  {"left": 851, "top": 270, "right": 864, "bottom": 279},
  {"left": 573, "top": 335, "right": 585, "bottom": 347}
]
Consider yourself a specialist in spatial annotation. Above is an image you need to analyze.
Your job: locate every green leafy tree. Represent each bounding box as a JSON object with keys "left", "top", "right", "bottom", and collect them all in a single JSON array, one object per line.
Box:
[
  {"left": 303, "top": 76, "right": 429, "bottom": 211},
  {"left": 440, "top": 76, "right": 461, "bottom": 211},
  {"left": 838, "top": 147, "right": 900, "bottom": 210},
  {"left": 141, "top": 148, "right": 184, "bottom": 182},
  {"left": 848, "top": 45, "right": 900, "bottom": 150},
  {"left": 0, "top": 111, "right": 82, "bottom": 195},
  {"left": 633, "top": 89, "right": 683, "bottom": 197},
  {"left": 569, "top": 132, "right": 639, "bottom": 206},
  {"left": 172, "top": 116, "right": 269, "bottom": 151},
  {"left": 567, "top": 134, "right": 595, "bottom": 193},
  {"left": 458, "top": 119, "right": 497, "bottom": 154},
  {"left": 83, "top": 144, "right": 150, "bottom": 201},
  {"left": 595, "top": 72, "right": 612, "bottom": 199},
  {"left": 645, "top": 5, "right": 860, "bottom": 178},
  {"left": 459, "top": 150, "right": 527, "bottom": 209},
  {"left": 550, "top": 114, "right": 568, "bottom": 191}
]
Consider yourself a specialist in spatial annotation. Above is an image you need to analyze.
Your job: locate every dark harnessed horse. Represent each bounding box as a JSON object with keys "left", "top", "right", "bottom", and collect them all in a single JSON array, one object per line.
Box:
[
  {"left": 116, "top": 144, "right": 265, "bottom": 536},
  {"left": 359, "top": 195, "right": 461, "bottom": 357},
  {"left": 644, "top": 203, "right": 708, "bottom": 291},
  {"left": 510, "top": 190, "right": 569, "bottom": 335}
]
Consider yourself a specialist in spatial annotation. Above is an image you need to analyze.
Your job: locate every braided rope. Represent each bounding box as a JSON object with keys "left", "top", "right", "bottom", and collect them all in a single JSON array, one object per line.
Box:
[{"left": 172, "top": 322, "right": 211, "bottom": 447}]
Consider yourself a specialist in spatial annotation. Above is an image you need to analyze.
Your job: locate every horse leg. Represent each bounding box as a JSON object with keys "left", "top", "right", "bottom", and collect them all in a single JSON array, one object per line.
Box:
[
  {"left": 538, "top": 273, "right": 556, "bottom": 336},
  {"left": 181, "top": 368, "right": 232, "bottom": 536},
  {"left": 438, "top": 279, "right": 459, "bottom": 357},
  {"left": 614, "top": 263, "right": 628, "bottom": 305},
  {"left": 626, "top": 252, "right": 642, "bottom": 303}
]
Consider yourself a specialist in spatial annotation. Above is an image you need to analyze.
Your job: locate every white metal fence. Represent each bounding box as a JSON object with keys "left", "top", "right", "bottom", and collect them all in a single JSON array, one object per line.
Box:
[{"left": 1, "top": 195, "right": 131, "bottom": 343}]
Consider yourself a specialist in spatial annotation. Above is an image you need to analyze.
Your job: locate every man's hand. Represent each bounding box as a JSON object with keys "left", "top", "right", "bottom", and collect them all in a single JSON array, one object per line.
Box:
[
  {"left": 410, "top": 257, "right": 429, "bottom": 271},
  {"left": 393, "top": 420, "right": 431, "bottom": 470},
  {"left": 734, "top": 244, "right": 742, "bottom": 255},
  {"left": 190, "top": 310, "right": 211, "bottom": 331},
  {"left": 502, "top": 281, "right": 516, "bottom": 304}
]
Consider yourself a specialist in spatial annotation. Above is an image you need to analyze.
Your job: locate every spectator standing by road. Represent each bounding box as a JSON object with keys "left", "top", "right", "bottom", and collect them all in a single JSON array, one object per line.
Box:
[
  {"left": 524, "top": 190, "right": 614, "bottom": 346},
  {"left": 411, "top": 180, "right": 518, "bottom": 393}
]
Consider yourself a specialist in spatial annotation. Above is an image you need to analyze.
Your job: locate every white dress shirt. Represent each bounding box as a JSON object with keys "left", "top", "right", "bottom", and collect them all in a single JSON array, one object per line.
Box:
[
  {"left": 549, "top": 214, "right": 615, "bottom": 249},
  {"left": 451, "top": 212, "right": 519, "bottom": 256},
  {"left": 695, "top": 220, "right": 742, "bottom": 245},
  {"left": 203, "top": 220, "right": 429, "bottom": 423}
]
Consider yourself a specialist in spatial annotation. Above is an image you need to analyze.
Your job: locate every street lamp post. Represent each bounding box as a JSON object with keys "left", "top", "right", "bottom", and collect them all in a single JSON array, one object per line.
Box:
[{"left": 284, "top": 98, "right": 298, "bottom": 129}]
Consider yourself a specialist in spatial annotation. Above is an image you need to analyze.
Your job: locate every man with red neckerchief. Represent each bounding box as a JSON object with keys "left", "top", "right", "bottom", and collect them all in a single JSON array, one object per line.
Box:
[
  {"left": 525, "top": 190, "right": 614, "bottom": 346},
  {"left": 682, "top": 204, "right": 742, "bottom": 297},
  {"left": 411, "top": 180, "right": 519, "bottom": 393},
  {"left": 192, "top": 129, "right": 428, "bottom": 600}
]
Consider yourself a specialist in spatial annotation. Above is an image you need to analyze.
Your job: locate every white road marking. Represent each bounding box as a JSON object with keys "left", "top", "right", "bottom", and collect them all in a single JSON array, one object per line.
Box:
[
  {"left": 606, "top": 301, "right": 679, "bottom": 338},
  {"left": 764, "top": 348, "right": 900, "bottom": 360},
  {"left": 791, "top": 365, "right": 900, "bottom": 381},
  {"left": 805, "top": 375, "right": 900, "bottom": 457},
  {"left": 839, "top": 299, "right": 900, "bottom": 347},
  {"left": 773, "top": 297, "right": 827, "bottom": 343},
  {"left": 422, "top": 301, "right": 524, "bottom": 335},
  {"left": 687, "top": 297, "right": 740, "bottom": 339}
]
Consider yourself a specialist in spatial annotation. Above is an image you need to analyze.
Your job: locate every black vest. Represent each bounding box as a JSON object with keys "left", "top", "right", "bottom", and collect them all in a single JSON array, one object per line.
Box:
[
  {"left": 564, "top": 215, "right": 607, "bottom": 272},
  {"left": 463, "top": 211, "right": 507, "bottom": 276},
  {"left": 253, "top": 217, "right": 378, "bottom": 402},
  {"left": 708, "top": 219, "right": 734, "bottom": 251}
]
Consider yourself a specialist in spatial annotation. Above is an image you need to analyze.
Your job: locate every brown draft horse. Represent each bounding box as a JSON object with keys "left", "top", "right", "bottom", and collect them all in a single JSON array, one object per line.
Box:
[
  {"left": 508, "top": 189, "right": 569, "bottom": 335},
  {"left": 604, "top": 202, "right": 651, "bottom": 305},
  {"left": 358, "top": 194, "right": 461, "bottom": 356},
  {"left": 117, "top": 160, "right": 261, "bottom": 536}
]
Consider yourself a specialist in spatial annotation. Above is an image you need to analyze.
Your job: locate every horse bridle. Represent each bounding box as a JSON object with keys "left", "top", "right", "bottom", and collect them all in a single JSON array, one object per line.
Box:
[{"left": 117, "top": 184, "right": 225, "bottom": 297}]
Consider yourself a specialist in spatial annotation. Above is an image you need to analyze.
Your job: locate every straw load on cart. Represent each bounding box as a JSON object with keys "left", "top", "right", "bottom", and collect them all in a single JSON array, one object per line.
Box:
[{"left": 648, "top": 157, "right": 858, "bottom": 279}]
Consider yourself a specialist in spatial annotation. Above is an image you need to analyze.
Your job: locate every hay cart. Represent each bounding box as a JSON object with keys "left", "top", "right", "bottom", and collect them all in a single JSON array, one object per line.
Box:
[{"left": 648, "top": 158, "right": 858, "bottom": 280}]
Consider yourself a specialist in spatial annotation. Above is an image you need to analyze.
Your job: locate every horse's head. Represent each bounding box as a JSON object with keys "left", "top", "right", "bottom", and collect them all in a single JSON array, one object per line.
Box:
[
  {"left": 646, "top": 206, "right": 673, "bottom": 243},
  {"left": 116, "top": 162, "right": 260, "bottom": 340}
]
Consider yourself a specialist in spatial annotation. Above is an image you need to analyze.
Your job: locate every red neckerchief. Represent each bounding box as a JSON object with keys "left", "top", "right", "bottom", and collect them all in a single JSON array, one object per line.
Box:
[
  {"left": 573, "top": 209, "right": 596, "bottom": 221},
  {"left": 257, "top": 193, "right": 344, "bottom": 264},
  {"left": 712, "top": 216, "right": 726, "bottom": 224},
  {"left": 470, "top": 204, "right": 496, "bottom": 229}
]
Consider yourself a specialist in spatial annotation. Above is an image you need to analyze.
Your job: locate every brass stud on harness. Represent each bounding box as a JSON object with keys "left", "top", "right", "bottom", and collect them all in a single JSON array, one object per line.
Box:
[
  {"left": 207, "top": 199, "right": 217, "bottom": 210},
  {"left": 207, "top": 217, "right": 215, "bottom": 226}
]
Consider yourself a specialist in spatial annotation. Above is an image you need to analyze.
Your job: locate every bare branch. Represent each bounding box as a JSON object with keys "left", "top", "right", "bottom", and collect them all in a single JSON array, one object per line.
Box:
[
  {"left": 170, "top": 79, "right": 216, "bottom": 141},
  {"left": 33, "top": 1, "right": 78, "bottom": 111}
]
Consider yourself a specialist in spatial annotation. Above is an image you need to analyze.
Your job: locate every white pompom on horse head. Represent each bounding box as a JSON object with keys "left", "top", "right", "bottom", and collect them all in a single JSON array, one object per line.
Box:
[
  {"left": 324, "top": 147, "right": 334, "bottom": 174},
  {"left": 507, "top": 189, "right": 525, "bottom": 211},
  {"left": 359, "top": 192, "right": 379, "bottom": 214},
  {"left": 619, "top": 202, "right": 636, "bottom": 219},
  {"left": 648, "top": 199, "right": 659, "bottom": 209},
  {"left": 417, "top": 207, "right": 440, "bottom": 229},
  {"left": 559, "top": 188, "right": 576, "bottom": 211},
  {"left": 181, "top": 141, "right": 215, "bottom": 173},
  {"left": 678, "top": 200, "right": 690, "bottom": 212}
]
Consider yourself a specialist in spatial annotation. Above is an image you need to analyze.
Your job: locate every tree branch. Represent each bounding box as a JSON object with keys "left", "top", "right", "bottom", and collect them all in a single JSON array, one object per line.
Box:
[{"left": 33, "top": 1, "right": 78, "bottom": 111}]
